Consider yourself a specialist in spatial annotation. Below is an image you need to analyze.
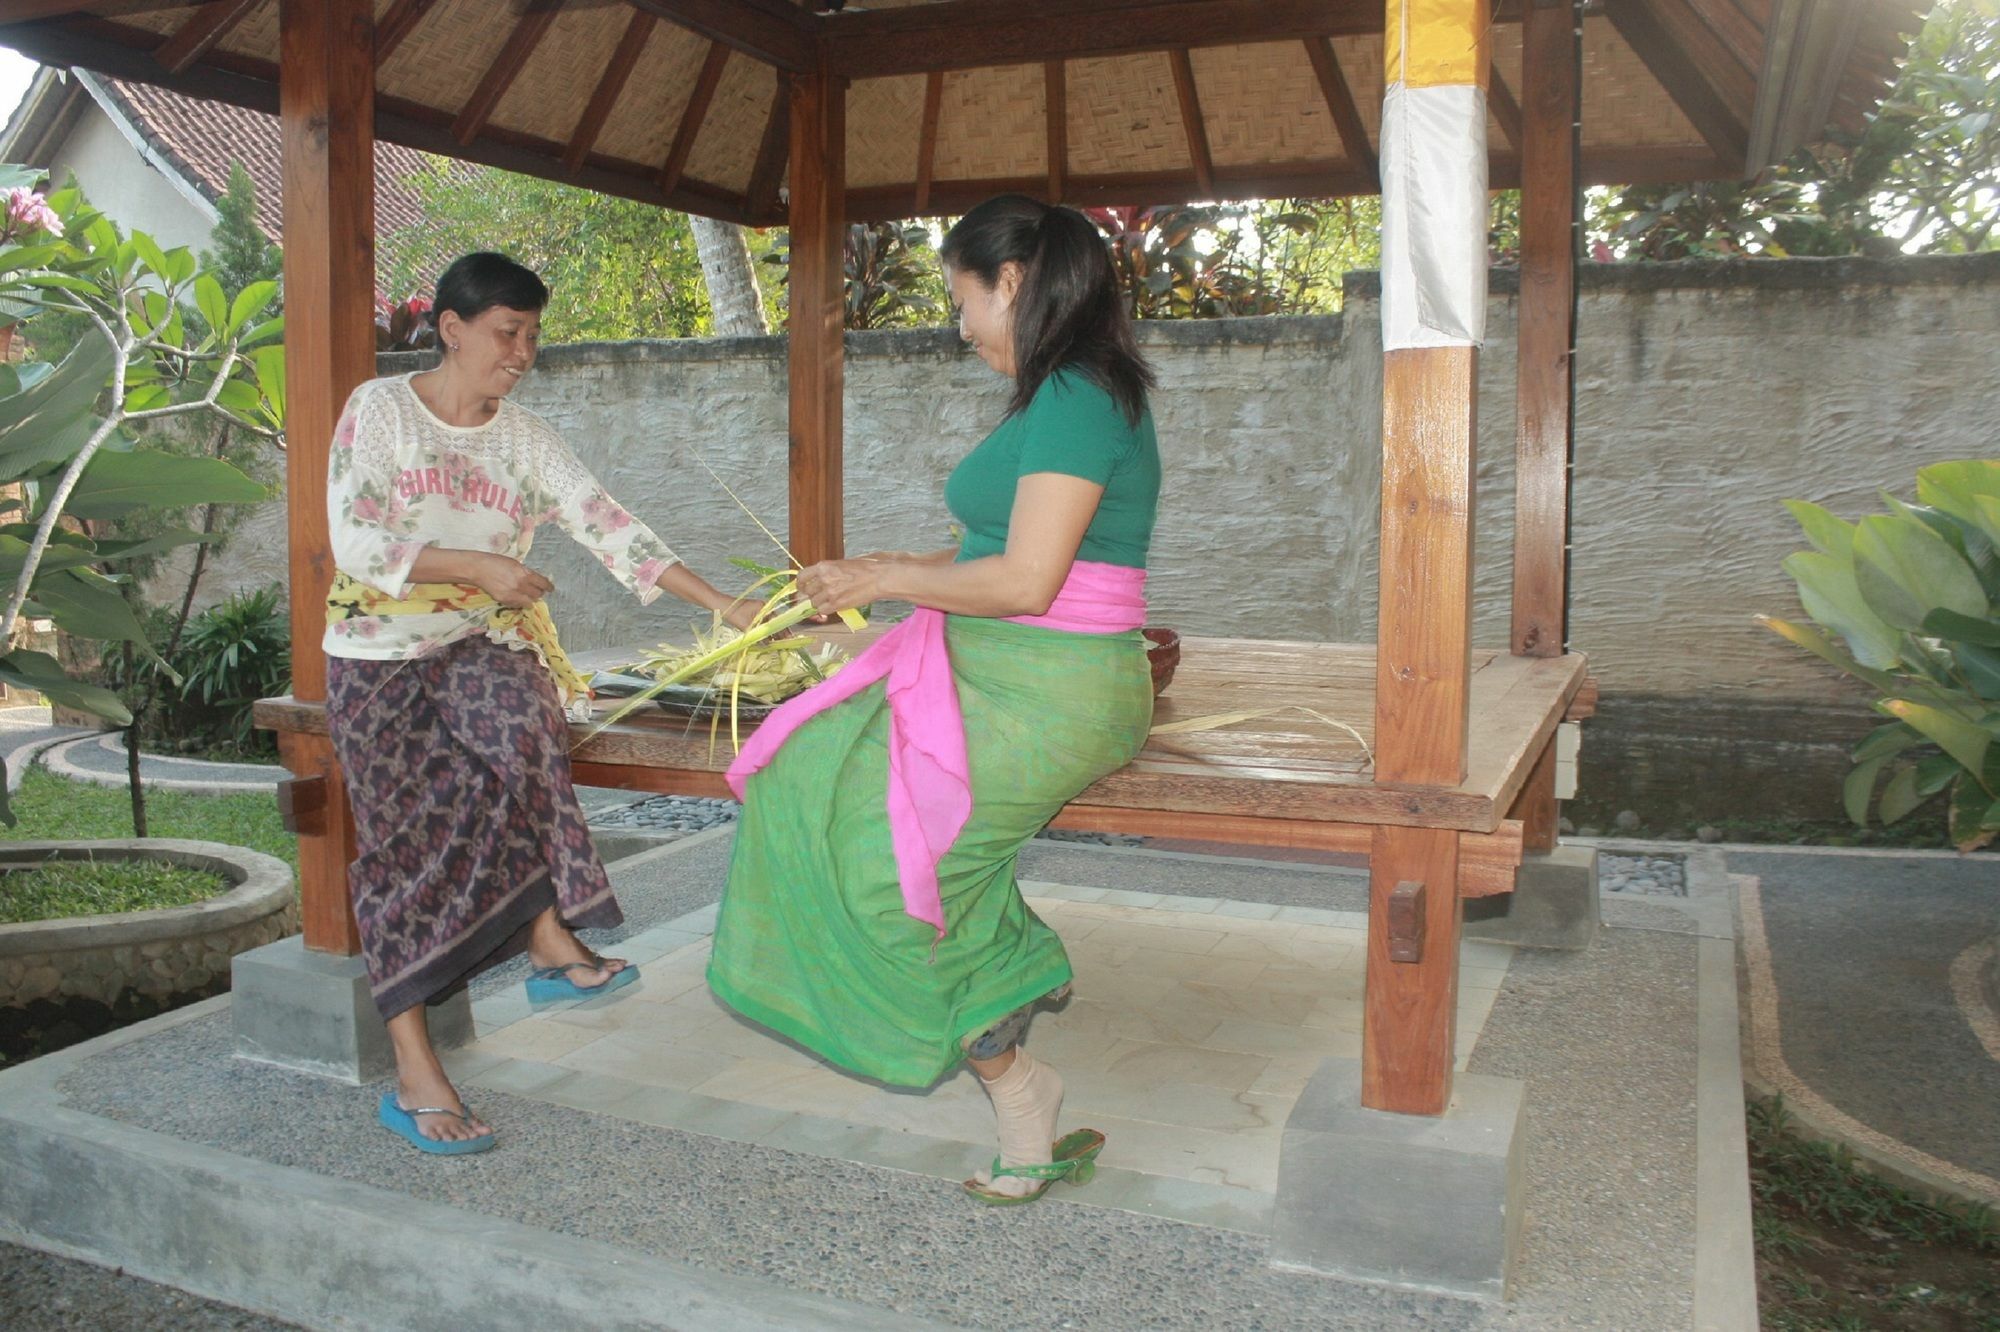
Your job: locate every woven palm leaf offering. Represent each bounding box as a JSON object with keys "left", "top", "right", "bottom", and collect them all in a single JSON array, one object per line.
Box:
[{"left": 588, "top": 558, "right": 864, "bottom": 752}]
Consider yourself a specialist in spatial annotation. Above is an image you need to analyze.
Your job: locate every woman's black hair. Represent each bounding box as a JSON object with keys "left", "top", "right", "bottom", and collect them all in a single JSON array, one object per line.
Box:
[
  {"left": 430, "top": 251, "right": 548, "bottom": 330},
  {"left": 940, "top": 195, "right": 1154, "bottom": 427}
]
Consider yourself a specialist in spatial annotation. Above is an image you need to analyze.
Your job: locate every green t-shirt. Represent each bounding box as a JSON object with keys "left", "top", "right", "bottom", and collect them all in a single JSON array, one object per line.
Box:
[{"left": 943, "top": 370, "right": 1160, "bottom": 569}]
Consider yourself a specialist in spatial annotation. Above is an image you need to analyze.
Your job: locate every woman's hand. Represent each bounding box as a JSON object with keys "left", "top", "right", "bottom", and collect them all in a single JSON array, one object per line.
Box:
[
  {"left": 721, "top": 597, "right": 764, "bottom": 633},
  {"left": 471, "top": 553, "right": 554, "bottom": 609},
  {"left": 796, "top": 557, "right": 885, "bottom": 615}
]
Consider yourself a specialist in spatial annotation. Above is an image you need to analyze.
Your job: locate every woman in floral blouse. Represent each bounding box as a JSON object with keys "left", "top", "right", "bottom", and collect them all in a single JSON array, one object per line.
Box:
[{"left": 324, "top": 252, "right": 752, "bottom": 1154}]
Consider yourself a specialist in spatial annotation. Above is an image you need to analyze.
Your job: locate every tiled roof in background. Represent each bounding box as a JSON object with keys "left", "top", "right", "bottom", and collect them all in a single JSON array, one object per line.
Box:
[{"left": 95, "top": 74, "right": 458, "bottom": 282}]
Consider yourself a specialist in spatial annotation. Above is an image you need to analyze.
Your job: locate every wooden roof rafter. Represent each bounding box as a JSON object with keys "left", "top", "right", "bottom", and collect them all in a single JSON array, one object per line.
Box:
[
  {"left": 375, "top": 0, "right": 445, "bottom": 67},
  {"left": 1167, "top": 48, "right": 1215, "bottom": 200},
  {"left": 452, "top": 0, "right": 566, "bottom": 147},
  {"left": 151, "top": 0, "right": 258, "bottom": 75},
  {"left": 562, "top": 7, "right": 655, "bottom": 175},
  {"left": 658, "top": 38, "right": 729, "bottom": 197}
]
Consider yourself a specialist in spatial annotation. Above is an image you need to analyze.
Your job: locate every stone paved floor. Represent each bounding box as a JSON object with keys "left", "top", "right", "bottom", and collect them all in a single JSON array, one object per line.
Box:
[{"left": 458, "top": 884, "right": 1510, "bottom": 1221}]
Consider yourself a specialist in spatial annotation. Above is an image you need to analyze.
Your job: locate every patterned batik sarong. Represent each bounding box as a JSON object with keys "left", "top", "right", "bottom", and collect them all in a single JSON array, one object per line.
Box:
[
  {"left": 709, "top": 613, "right": 1153, "bottom": 1087},
  {"left": 326, "top": 634, "right": 622, "bottom": 1019}
]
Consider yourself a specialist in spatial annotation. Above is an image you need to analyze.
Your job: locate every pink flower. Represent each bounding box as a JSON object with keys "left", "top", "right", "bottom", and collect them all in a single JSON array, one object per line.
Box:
[
  {"left": 579, "top": 492, "right": 630, "bottom": 532},
  {"left": 351, "top": 496, "right": 382, "bottom": 523},
  {"left": 634, "top": 557, "right": 669, "bottom": 588},
  {"left": 4, "top": 188, "right": 63, "bottom": 238}
]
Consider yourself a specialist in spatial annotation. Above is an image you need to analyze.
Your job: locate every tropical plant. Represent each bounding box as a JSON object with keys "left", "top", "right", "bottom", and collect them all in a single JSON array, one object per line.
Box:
[
  {"left": 1761, "top": 460, "right": 2000, "bottom": 851},
  {"left": 0, "top": 164, "right": 281, "bottom": 823},
  {"left": 761, "top": 220, "right": 946, "bottom": 330},
  {"left": 170, "top": 586, "right": 291, "bottom": 751},
  {"left": 1593, "top": 2, "right": 2000, "bottom": 259}
]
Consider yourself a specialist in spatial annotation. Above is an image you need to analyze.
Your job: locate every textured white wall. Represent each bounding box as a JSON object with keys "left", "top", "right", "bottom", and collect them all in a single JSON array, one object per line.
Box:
[
  {"left": 181, "top": 254, "right": 2000, "bottom": 705},
  {"left": 47, "top": 104, "right": 217, "bottom": 258}
]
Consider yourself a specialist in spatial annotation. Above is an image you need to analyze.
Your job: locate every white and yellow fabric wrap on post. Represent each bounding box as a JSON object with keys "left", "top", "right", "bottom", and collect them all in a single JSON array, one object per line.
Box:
[{"left": 1379, "top": 0, "right": 1491, "bottom": 351}]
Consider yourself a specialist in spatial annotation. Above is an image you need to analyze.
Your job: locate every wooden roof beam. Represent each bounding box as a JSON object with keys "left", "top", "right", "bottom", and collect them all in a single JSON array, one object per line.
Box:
[
  {"left": 823, "top": 0, "right": 1391, "bottom": 80},
  {"left": 452, "top": 0, "right": 564, "bottom": 146},
  {"left": 913, "top": 70, "right": 943, "bottom": 214},
  {"left": 1487, "top": 67, "right": 1523, "bottom": 152},
  {"left": 375, "top": 0, "right": 443, "bottom": 66},
  {"left": 0, "top": 0, "right": 209, "bottom": 23},
  {"left": 152, "top": 0, "right": 260, "bottom": 75},
  {"left": 1303, "top": 36, "right": 1376, "bottom": 189},
  {"left": 631, "top": 0, "right": 814, "bottom": 74},
  {"left": 1167, "top": 49, "right": 1214, "bottom": 199},
  {"left": 1606, "top": 0, "right": 1748, "bottom": 172},
  {"left": 659, "top": 40, "right": 730, "bottom": 197},
  {"left": 563, "top": 9, "right": 654, "bottom": 175},
  {"left": 746, "top": 76, "right": 791, "bottom": 222}
]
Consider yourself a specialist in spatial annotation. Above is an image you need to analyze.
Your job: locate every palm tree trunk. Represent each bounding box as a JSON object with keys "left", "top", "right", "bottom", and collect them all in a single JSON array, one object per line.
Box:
[{"left": 690, "top": 216, "right": 769, "bottom": 336}]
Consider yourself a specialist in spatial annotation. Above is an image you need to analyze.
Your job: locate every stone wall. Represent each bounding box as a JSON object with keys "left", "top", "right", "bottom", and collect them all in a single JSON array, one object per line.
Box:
[{"left": 177, "top": 253, "right": 2000, "bottom": 822}]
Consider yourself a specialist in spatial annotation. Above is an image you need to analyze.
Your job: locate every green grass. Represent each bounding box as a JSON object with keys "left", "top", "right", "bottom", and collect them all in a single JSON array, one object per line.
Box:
[
  {"left": 0, "top": 857, "right": 231, "bottom": 924},
  {"left": 1752, "top": 1097, "right": 2000, "bottom": 1332},
  {"left": 0, "top": 769, "right": 297, "bottom": 870},
  {"left": 1751, "top": 1098, "right": 1998, "bottom": 1251}
]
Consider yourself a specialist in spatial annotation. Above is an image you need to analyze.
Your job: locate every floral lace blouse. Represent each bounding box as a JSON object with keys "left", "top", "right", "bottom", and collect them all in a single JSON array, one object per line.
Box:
[{"left": 322, "top": 373, "right": 677, "bottom": 660}]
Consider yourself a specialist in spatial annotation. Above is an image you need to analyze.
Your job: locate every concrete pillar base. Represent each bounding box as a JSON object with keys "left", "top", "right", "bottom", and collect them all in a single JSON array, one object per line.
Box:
[
  {"left": 1462, "top": 843, "right": 1600, "bottom": 950},
  {"left": 1272, "top": 1058, "right": 1526, "bottom": 1302},
  {"left": 230, "top": 935, "right": 471, "bottom": 1084}
]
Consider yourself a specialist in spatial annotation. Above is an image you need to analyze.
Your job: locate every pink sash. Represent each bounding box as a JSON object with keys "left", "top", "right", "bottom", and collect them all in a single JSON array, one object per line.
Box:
[{"left": 725, "top": 560, "right": 1147, "bottom": 939}]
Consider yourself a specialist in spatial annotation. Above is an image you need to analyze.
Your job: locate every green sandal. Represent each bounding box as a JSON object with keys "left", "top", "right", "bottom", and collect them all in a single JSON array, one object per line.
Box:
[{"left": 962, "top": 1128, "right": 1107, "bottom": 1206}]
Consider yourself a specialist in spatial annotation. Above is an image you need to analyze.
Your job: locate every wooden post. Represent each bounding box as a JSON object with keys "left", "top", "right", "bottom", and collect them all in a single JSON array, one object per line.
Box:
[
  {"left": 1366, "top": 350, "right": 1476, "bottom": 1116},
  {"left": 787, "top": 69, "right": 845, "bottom": 568},
  {"left": 280, "top": 0, "right": 374, "bottom": 956},
  {"left": 1365, "top": 0, "right": 1489, "bottom": 1117},
  {"left": 1510, "top": 0, "right": 1580, "bottom": 660}
]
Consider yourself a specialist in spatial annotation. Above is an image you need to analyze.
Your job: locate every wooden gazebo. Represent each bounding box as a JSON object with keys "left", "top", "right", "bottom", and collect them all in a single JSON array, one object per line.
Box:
[{"left": 1, "top": 0, "right": 1917, "bottom": 1122}]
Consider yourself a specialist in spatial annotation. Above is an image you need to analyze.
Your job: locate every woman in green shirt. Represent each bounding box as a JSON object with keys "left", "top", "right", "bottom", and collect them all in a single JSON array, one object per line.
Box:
[{"left": 712, "top": 195, "right": 1160, "bottom": 1204}]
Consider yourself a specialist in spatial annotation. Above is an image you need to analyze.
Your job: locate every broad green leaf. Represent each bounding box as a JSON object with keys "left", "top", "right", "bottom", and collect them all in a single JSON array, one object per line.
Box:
[
  {"left": 193, "top": 273, "right": 227, "bottom": 334},
  {"left": 1782, "top": 500, "right": 1855, "bottom": 556},
  {"left": 1878, "top": 699, "right": 1991, "bottom": 791},
  {"left": 1913, "top": 752, "right": 1960, "bottom": 798},
  {"left": 1951, "top": 639, "right": 2000, "bottom": 700},
  {"left": 1852, "top": 721, "right": 1922, "bottom": 763},
  {"left": 1878, "top": 764, "right": 1928, "bottom": 824},
  {"left": 63, "top": 450, "right": 266, "bottom": 519},
  {"left": 1780, "top": 551, "right": 1903, "bottom": 668},
  {"left": 251, "top": 346, "right": 285, "bottom": 422},
  {"left": 228, "top": 280, "right": 279, "bottom": 333},
  {"left": 213, "top": 377, "right": 264, "bottom": 418},
  {"left": 1843, "top": 753, "right": 1889, "bottom": 825},
  {"left": 239, "top": 316, "right": 284, "bottom": 349},
  {"left": 1947, "top": 772, "right": 1999, "bottom": 852},
  {"left": 0, "top": 331, "right": 114, "bottom": 476},
  {"left": 0, "top": 647, "right": 130, "bottom": 727},
  {"left": 1916, "top": 460, "right": 2000, "bottom": 527},
  {"left": 132, "top": 232, "right": 171, "bottom": 281},
  {"left": 90, "top": 527, "right": 216, "bottom": 563},
  {"left": 0, "top": 532, "right": 100, "bottom": 582},
  {"left": 166, "top": 246, "right": 197, "bottom": 286},
  {"left": 1852, "top": 513, "right": 1988, "bottom": 630},
  {"left": 124, "top": 384, "right": 169, "bottom": 415},
  {"left": 30, "top": 568, "right": 166, "bottom": 669},
  {"left": 1759, "top": 615, "right": 1900, "bottom": 694}
]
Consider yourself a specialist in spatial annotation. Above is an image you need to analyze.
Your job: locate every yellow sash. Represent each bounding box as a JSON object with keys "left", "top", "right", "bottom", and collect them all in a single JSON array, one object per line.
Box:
[{"left": 324, "top": 571, "right": 591, "bottom": 706}]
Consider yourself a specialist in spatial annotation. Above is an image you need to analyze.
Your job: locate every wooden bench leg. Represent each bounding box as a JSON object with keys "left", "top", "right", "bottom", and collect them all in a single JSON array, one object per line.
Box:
[
  {"left": 278, "top": 732, "right": 361, "bottom": 956},
  {"left": 1362, "top": 824, "right": 1462, "bottom": 1116},
  {"left": 1510, "top": 732, "right": 1560, "bottom": 856}
]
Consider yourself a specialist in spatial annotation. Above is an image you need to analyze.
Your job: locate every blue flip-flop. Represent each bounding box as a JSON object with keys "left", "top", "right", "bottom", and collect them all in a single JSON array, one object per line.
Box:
[
  {"left": 525, "top": 958, "right": 639, "bottom": 1006},
  {"left": 378, "top": 1093, "right": 495, "bottom": 1155}
]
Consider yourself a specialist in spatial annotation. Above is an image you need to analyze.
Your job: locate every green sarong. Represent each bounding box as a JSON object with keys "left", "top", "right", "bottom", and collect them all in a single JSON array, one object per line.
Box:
[{"left": 708, "top": 616, "right": 1153, "bottom": 1087}]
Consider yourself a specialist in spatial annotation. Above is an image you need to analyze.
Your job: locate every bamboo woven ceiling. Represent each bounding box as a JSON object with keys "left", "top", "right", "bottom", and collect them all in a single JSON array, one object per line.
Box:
[{"left": 0, "top": 1, "right": 1923, "bottom": 225}]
